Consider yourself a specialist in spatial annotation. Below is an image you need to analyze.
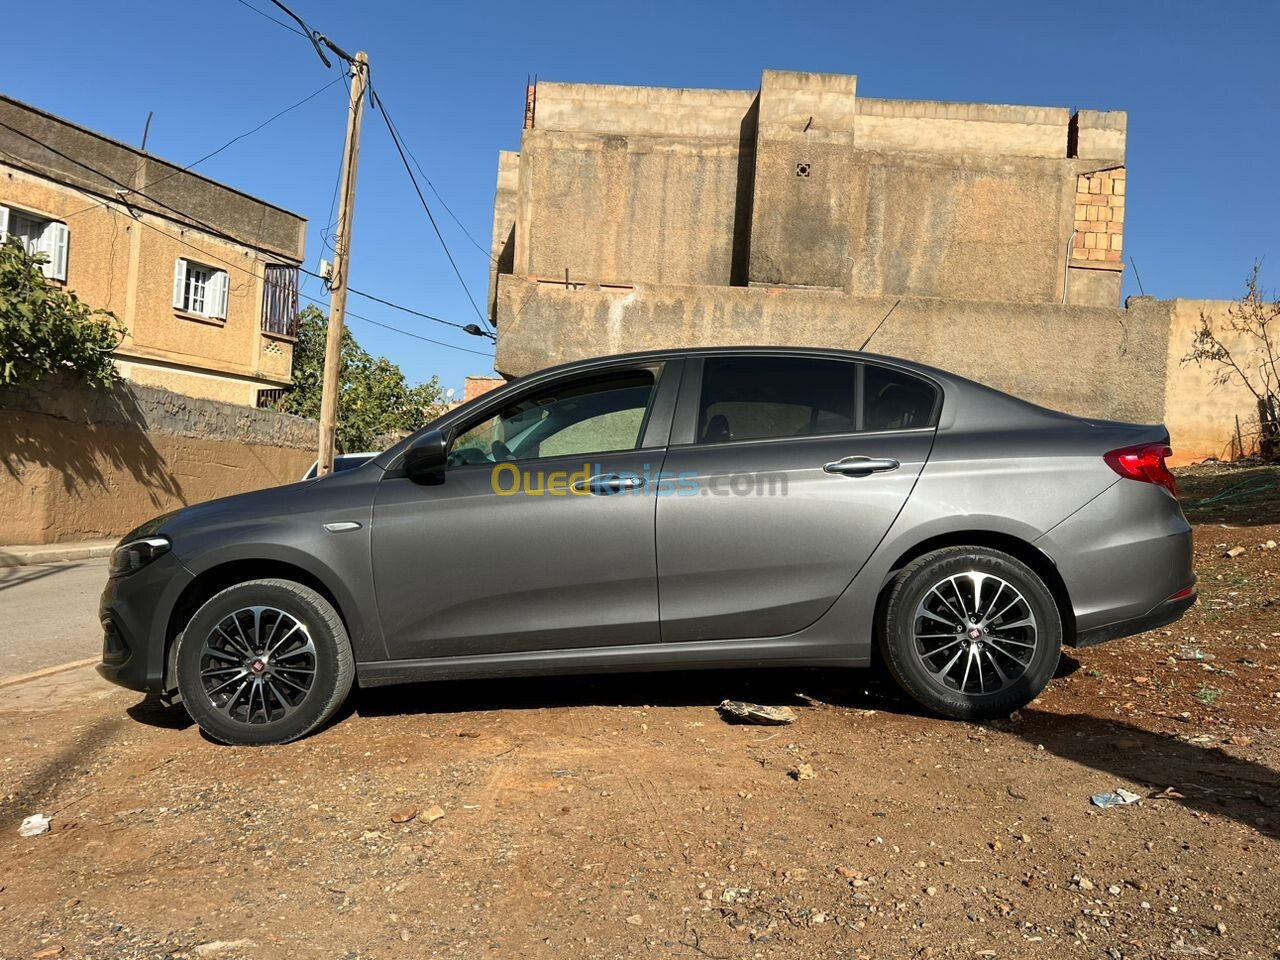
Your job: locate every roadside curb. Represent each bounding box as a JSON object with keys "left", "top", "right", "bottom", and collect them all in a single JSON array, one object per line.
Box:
[
  {"left": 0, "top": 542, "right": 115, "bottom": 567},
  {"left": 0, "top": 657, "right": 100, "bottom": 689}
]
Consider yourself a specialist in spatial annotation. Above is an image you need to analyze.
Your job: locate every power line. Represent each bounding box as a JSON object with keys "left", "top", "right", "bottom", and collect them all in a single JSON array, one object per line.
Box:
[
  {"left": 375, "top": 99, "right": 496, "bottom": 264},
  {"left": 227, "top": 0, "right": 499, "bottom": 332},
  {"left": 368, "top": 83, "right": 494, "bottom": 331},
  {"left": 341, "top": 311, "right": 495, "bottom": 358},
  {"left": 0, "top": 145, "right": 492, "bottom": 359},
  {"left": 178, "top": 77, "right": 343, "bottom": 182},
  {"left": 2, "top": 121, "right": 487, "bottom": 342},
  {"left": 305, "top": 274, "right": 473, "bottom": 332},
  {"left": 230, "top": 0, "right": 308, "bottom": 37},
  {"left": 51, "top": 77, "right": 340, "bottom": 225}
]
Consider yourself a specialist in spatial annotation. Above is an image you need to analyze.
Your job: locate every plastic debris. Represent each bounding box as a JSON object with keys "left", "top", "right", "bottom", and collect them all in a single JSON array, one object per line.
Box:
[
  {"left": 1090, "top": 788, "right": 1141, "bottom": 809},
  {"left": 790, "top": 763, "right": 816, "bottom": 782},
  {"left": 18, "top": 814, "right": 50, "bottom": 837},
  {"left": 718, "top": 700, "right": 797, "bottom": 725}
]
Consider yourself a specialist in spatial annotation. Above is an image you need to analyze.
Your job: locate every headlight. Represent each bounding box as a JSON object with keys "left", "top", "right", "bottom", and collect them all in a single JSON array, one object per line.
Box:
[{"left": 109, "top": 536, "right": 171, "bottom": 577}]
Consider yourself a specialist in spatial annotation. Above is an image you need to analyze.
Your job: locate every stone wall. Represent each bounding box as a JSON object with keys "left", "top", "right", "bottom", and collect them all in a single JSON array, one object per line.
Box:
[
  {"left": 494, "top": 277, "right": 1172, "bottom": 426},
  {"left": 0, "top": 376, "right": 317, "bottom": 544}
]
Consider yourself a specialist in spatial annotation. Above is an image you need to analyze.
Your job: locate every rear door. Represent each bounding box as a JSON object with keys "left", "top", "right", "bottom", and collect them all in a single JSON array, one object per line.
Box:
[{"left": 655, "top": 354, "right": 939, "bottom": 642}]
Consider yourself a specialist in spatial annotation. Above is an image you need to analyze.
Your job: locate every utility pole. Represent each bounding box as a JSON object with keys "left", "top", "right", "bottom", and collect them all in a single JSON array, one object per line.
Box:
[{"left": 317, "top": 51, "right": 369, "bottom": 476}]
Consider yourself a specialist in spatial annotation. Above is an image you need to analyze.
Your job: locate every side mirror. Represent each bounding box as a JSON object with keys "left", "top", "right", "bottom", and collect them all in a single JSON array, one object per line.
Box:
[{"left": 404, "top": 429, "right": 448, "bottom": 484}]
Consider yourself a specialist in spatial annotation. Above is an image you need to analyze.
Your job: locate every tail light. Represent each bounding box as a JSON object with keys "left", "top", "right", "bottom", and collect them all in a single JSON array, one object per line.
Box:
[{"left": 1104, "top": 443, "right": 1177, "bottom": 497}]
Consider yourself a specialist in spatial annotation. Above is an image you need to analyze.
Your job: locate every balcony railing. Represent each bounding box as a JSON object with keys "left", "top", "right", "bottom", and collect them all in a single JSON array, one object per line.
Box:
[{"left": 262, "top": 264, "right": 300, "bottom": 337}]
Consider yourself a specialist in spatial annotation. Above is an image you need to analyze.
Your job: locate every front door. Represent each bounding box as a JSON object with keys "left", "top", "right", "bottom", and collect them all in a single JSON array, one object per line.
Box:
[
  {"left": 372, "top": 362, "right": 676, "bottom": 661},
  {"left": 656, "top": 355, "right": 940, "bottom": 642}
]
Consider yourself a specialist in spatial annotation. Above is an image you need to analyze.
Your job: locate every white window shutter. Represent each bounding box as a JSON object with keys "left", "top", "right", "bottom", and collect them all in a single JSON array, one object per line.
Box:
[
  {"left": 0, "top": 206, "right": 9, "bottom": 242},
  {"left": 172, "top": 259, "right": 188, "bottom": 310},
  {"left": 211, "top": 270, "right": 229, "bottom": 319},
  {"left": 46, "top": 223, "right": 69, "bottom": 281}
]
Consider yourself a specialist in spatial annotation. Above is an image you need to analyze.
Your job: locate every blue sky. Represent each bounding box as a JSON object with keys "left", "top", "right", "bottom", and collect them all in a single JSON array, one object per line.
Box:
[{"left": 6, "top": 0, "right": 1278, "bottom": 392}]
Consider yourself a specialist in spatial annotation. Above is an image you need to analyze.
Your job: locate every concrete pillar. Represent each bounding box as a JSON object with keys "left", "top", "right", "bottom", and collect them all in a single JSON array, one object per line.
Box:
[{"left": 747, "top": 70, "right": 860, "bottom": 290}]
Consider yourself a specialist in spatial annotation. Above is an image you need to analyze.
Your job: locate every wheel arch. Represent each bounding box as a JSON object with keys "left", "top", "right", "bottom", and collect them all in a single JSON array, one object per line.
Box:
[
  {"left": 162, "top": 558, "right": 351, "bottom": 691},
  {"left": 872, "top": 530, "right": 1076, "bottom": 649}
]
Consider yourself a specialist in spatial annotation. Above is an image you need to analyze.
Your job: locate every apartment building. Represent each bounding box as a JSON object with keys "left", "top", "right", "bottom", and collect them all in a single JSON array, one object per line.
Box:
[{"left": 0, "top": 94, "right": 306, "bottom": 406}]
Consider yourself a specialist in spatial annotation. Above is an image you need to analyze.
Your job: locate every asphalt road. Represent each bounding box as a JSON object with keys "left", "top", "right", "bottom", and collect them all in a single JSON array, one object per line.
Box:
[{"left": 0, "top": 558, "right": 107, "bottom": 679}]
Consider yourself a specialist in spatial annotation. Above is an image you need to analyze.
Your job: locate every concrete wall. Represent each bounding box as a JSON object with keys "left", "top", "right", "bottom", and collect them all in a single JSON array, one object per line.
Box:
[
  {"left": 0, "top": 377, "right": 316, "bottom": 544},
  {"left": 1163, "top": 299, "right": 1262, "bottom": 463},
  {"left": 517, "top": 128, "right": 750, "bottom": 288},
  {"left": 855, "top": 98, "right": 1074, "bottom": 159},
  {"left": 842, "top": 153, "right": 1077, "bottom": 304},
  {"left": 534, "top": 82, "right": 757, "bottom": 138},
  {"left": 494, "top": 277, "right": 1171, "bottom": 426},
  {"left": 498, "top": 71, "right": 1127, "bottom": 313}
]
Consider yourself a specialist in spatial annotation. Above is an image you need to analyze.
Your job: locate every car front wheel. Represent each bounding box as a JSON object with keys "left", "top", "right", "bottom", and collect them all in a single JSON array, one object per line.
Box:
[
  {"left": 880, "top": 546, "right": 1062, "bottom": 719},
  {"left": 176, "top": 578, "right": 354, "bottom": 745}
]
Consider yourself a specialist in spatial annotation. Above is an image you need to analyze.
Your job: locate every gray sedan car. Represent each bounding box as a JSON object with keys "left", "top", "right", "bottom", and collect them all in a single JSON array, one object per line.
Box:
[{"left": 99, "top": 347, "right": 1195, "bottom": 744}]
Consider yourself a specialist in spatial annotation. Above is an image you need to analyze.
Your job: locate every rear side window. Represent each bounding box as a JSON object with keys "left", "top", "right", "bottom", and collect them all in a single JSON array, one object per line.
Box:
[
  {"left": 697, "top": 357, "right": 856, "bottom": 443},
  {"left": 863, "top": 364, "right": 939, "bottom": 432}
]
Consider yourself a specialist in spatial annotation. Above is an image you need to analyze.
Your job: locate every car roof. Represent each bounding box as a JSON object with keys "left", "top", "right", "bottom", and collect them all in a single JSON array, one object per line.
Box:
[
  {"left": 376, "top": 344, "right": 1091, "bottom": 471},
  {"left": 530, "top": 344, "right": 938, "bottom": 375}
]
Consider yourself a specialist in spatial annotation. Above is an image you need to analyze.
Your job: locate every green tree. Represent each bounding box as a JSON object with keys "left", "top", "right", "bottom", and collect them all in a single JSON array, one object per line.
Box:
[
  {"left": 279, "top": 305, "right": 447, "bottom": 452},
  {"left": 0, "top": 238, "right": 124, "bottom": 387}
]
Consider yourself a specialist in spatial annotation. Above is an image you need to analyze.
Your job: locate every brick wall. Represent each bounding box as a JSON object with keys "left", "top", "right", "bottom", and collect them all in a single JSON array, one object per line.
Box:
[{"left": 1072, "top": 168, "right": 1125, "bottom": 263}]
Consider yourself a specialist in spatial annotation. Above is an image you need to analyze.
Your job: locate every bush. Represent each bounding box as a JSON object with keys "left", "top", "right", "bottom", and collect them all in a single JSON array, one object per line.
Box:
[{"left": 0, "top": 238, "right": 125, "bottom": 387}]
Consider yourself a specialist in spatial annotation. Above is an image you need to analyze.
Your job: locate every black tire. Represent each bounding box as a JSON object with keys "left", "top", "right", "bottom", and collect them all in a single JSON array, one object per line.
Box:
[
  {"left": 176, "top": 578, "right": 354, "bottom": 745},
  {"left": 880, "top": 546, "right": 1061, "bottom": 720}
]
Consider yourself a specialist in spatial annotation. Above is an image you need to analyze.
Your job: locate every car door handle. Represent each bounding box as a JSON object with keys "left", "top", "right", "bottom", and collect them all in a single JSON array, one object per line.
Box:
[
  {"left": 572, "top": 474, "right": 645, "bottom": 494},
  {"left": 823, "top": 456, "right": 900, "bottom": 476}
]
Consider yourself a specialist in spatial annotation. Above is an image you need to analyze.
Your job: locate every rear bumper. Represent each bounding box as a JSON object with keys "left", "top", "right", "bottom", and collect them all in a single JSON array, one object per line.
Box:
[
  {"left": 1072, "top": 588, "right": 1197, "bottom": 648},
  {"left": 1037, "top": 479, "right": 1195, "bottom": 646}
]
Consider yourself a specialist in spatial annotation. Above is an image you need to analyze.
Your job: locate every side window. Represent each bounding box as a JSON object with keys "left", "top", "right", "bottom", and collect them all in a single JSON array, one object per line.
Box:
[
  {"left": 172, "top": 258, "right": 229, "bottom": 320},
  {"left": 862, "top": 364, "right": 939, "bottom": 432},
  {"left": 697, "top": 357, "right": 856, "bottom": 444},
  {"left": 0, "top": 205, "right": 69, "bottom": 281},
  {"left": 448, "top": 369, "right": 656, "bottom": 466}
]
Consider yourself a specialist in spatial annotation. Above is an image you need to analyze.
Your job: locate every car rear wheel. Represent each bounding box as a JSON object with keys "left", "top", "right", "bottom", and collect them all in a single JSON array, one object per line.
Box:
[
  {"left": 880, "top": 546, "right": 1062, "bottom": 720},
  {"left": 176, "top": 579, "right": 354, "bottom": 745}
]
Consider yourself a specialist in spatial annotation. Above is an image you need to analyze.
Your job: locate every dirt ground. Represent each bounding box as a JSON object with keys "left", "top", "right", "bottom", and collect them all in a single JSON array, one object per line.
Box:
[{"left": 2, "top": 467, "right": 1278, "bottom": 960}]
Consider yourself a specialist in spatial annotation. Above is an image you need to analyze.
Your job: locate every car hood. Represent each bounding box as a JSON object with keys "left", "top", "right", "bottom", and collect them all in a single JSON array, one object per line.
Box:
[{"left": 119, "top": 471, "right": 376, "bottom": 558}]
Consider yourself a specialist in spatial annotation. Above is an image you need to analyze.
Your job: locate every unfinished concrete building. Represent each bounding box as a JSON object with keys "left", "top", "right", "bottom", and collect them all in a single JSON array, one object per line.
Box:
[{"left": 486, "top": 70, "right": 1256, "bottom": 459}]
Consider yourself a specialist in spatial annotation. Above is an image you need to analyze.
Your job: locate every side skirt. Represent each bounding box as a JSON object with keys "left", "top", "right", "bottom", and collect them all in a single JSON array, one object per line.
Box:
[{"left": 356, "top": 635, "right": 868, "bottom": 688}]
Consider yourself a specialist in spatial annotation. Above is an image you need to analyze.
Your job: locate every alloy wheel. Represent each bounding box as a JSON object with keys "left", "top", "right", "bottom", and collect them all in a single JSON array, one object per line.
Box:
[
  {"left": 911, "top": 571, "right": 1038, "bottom": 696},
  {"left": 198, "top": 606, "right": 317, "bottom": 724}
]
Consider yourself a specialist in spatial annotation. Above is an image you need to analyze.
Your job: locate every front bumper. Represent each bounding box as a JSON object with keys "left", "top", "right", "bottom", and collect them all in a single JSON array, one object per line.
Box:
[{"left": 97, "top": 551, "right": 193, "bottom": 694}]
